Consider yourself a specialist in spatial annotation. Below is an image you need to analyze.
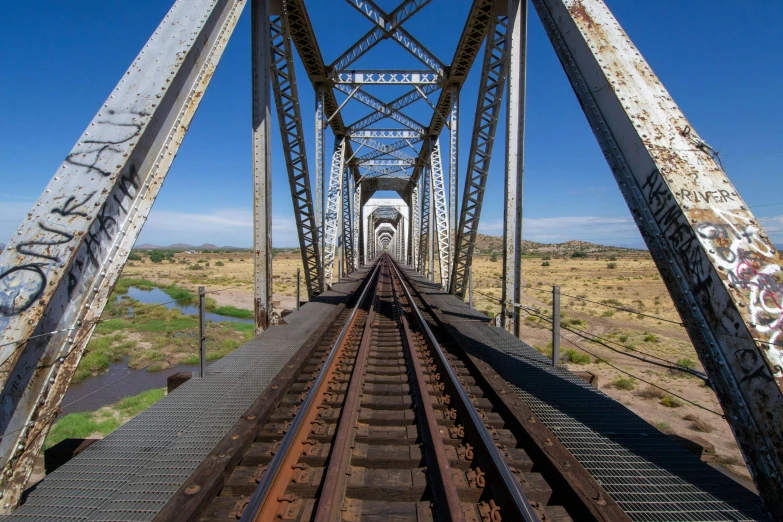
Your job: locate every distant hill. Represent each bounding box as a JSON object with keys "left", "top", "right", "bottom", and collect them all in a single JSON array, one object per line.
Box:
[
  {"left": 134, "top": 243, "right": 243, "bottom": 251},
  {"left": 473, "top": 234, "right": 647, "bottom": 257}
]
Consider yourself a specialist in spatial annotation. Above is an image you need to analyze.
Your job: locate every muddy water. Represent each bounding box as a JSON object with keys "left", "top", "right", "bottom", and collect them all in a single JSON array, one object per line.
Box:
[
  {"left": 61, "top": 358, "right": 199, "bottom": 414},
  {"left": 61, "top": 286, "right": 253, "bottom": 414}
]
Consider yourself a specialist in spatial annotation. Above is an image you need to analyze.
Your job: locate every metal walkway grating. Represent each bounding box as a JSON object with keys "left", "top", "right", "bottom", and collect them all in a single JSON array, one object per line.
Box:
[
  {"left": 402, "top": 267, "right": 770, "bottom": 522},
  {"left": 2, "top": 270, "right": 369, "bottom": 521}
]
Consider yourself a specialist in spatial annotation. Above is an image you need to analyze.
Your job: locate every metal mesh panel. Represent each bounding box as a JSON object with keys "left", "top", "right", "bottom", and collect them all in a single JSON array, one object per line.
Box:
[{"left": 404, "top": 267, "right": 769, "bottom": 522}]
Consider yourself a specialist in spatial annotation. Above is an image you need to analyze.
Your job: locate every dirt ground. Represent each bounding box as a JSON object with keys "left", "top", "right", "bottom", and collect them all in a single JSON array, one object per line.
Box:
[
  {"left": 122, "top": 250, "right": 305, "bottom": 313},
  {"left": 121, "top": 248, "right": 751, "bottom": 481},
  {"left": 470, "top": 252, "right": 752, "bottom": 481}
]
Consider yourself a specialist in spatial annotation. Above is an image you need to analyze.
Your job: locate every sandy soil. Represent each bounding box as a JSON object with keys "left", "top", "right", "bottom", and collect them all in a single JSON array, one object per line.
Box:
[{"left": 468, "top": 253, "right": 751, "bottom": 480}]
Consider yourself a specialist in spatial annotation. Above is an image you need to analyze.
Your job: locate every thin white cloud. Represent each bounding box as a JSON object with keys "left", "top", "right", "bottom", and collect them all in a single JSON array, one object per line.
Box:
[
  {"left": 139, "top": 208, "right": 300, "bottom": 247},
  {"left": 479, "top": 215, "right": 641, "bottom": 246}
]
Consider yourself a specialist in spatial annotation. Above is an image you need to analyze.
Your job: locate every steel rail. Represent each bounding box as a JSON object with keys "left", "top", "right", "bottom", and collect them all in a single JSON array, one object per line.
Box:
[
  {"left": 313, "top": 263, "right": 380, "bottom": 521},
  {"left": 389, "top": 258, "right": 466, "bottom": 522},
  {"left": 389, "top": 260, "right": 541, "bottom": 522},
  {"left": 240, "top": 261, "right": 381, "bottom": 522}
]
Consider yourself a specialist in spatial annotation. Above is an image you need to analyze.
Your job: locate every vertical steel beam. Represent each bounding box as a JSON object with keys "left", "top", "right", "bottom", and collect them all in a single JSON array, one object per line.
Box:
[
  {"left": 450, "top": 8, "right": 510, "bottom": 296},
  {"left": 430, "top": 139, "right": 451, "bottom": 288},
  {"left": 449, "top": 85, "right": 459, "bottom": 277},
  {"left": 412, "top": 184, "right": 420, "bottom": 269},
  {"left": 315, "top": 83, "right": 326, "bottom": 281},
  {"left": 269, "top": 2, "right": 322, "bottom": 298},
  {"left": 354, "top": 182, "right": 362, "bottom": 268},
  {"left": 502, "top": 0, "right": 527, "bottom": 336},
  {"left": 418, "top": 165, "right": 431, "bottom": 273},
  {"left": 532, "top": 0, "right": 783, "bottom": 514},
  {"left": 428, "top": 169, "right": 435, "bottom": 282},
  {"left": 324, "top": 139, "right": 346, "bottom": 284},
  {"left": 0, "top": 1, "right": 247, "bottom": 507},
  {"left": 342, "top": 167, "right": 354, "bottom": 273},
  {"left": 253, "top": 0, "right": 273, "bottom": 336}
]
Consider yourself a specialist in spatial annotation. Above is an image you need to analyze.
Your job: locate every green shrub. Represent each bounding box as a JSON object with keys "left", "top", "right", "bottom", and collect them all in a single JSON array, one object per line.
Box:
[
  {"left": 660, "top": 395, "right": 683, "bottom": 408},
  {"left": 212, "top": 306, "right": 253, "bottom": 319},
  {"left": 128, "top": 251, "right": 142, "bottom": 261},
  {"left": 677, "top": 358, "right": 696, "bottom": 369},
  {"left": 571, "top": 251, "right": 587, "bottom": 259},
  {"left": 564, "top": 349, "right": 591, "bottom": 365},
  {"left": 643, "top": 334, "right": 660, "bottom": 343},
  {"left": 607, "top": 262, "right": 617, "bottom": 269},
  {"left": 609, "top": 255, "right": 617, "bottom": 261},
  {"left": 188, "top": 264, "right": 204, "bottom": 270},
  {"left": 215, "top": 261, "right": 225, "bottom": 266},
  {"left": 618, "top": 335, "right": 628, "bottom": 343},
  {"left": 653, "top": 421, "right": 672, "bottom": 433},
  {"left": 611, "top": 376, "right": 637, "bottom": 390},
  {"left": 490, "top": 252, "right": 498, "bottom": 262},
  {"left": 601, "top": 310, "right": 615, "bottom": 318},
  {"left": 541, "top": 261, "right": 550, "bottom": 267}
]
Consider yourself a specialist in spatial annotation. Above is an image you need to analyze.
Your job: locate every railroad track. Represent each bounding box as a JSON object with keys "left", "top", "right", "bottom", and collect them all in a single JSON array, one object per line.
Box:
[{"left": 192, "top": 255, "right": 615, "bottom": 522}]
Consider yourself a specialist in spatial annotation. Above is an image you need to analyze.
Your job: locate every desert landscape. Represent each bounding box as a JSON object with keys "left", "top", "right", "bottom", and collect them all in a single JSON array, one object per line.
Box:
[{"left": 61, "top": 238, "right": 751, "bottom": 483}]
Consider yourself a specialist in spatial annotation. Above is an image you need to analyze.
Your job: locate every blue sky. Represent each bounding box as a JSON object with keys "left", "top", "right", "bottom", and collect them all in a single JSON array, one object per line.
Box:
[{"left": 1, "top": 1, "right": 782, "bottom": 248}]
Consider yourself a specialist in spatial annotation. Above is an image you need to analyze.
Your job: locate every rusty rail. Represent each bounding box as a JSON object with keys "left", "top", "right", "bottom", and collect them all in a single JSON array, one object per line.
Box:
[
  {"left": 239, "top": 261, "right": 381, "bottom": 521},
  {"left": 390, "top": 260, "right": 541, "bottom": 522}
]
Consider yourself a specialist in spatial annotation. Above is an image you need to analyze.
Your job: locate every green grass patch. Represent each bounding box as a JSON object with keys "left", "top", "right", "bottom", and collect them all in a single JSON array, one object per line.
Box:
[
  {"left": 611, "top": 376, "right": 637, "bottom": 390},
  {"left": 161, "top": 284, "right": 194, "bottom": 303},
  {"left": 211, "top": 306, "right": 253, "bottom": 319},
  {"left": 44, "top": 388, "right": 165, "bottom": 449},
  {"left": 73, "top": 334, "right": 136, "bottom": 382},
  {"left": 114, "top": 278, "right": 157, "bottom": 294},
  {"left": 563, "top": 349, "right": 591, "bottom": 365}
]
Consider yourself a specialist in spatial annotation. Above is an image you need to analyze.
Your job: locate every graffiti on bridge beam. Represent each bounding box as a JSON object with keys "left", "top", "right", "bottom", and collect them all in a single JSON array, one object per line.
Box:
[
  {"left": 640, "top": 168, "right": 783, "bottom": 385},
  {"left": 0, "top": 110, "right": 147, "bottom": 323}
]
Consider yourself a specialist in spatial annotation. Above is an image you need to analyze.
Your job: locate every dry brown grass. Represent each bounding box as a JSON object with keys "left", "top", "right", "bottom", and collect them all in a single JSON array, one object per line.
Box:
[{"left": 635, "top": 385, "right": 667, "bottom": 400}]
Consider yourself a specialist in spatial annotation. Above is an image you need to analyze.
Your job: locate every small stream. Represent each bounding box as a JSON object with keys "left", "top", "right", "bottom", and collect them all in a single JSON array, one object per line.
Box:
[{"left": 61, "top": 286, "right": 252, "bottom": 414}]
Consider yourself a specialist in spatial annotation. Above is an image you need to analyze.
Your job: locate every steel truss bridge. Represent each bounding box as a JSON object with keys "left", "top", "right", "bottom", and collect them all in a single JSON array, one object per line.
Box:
[{"left": 0, "top": 0, "right": 781, "bottom": 519}]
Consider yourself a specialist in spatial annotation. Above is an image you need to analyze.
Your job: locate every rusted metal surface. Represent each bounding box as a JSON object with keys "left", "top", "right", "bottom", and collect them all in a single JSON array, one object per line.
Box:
[
  {"left": 391, "top": 260, "right": 541, "bottom": 522},
  {"left": 391, "top": 263, "right": 466, "bottom": 522},
  {"left": 252, "top": 0, "right": 272, "bottom": 335},
  {"left": 531, "top": 0, "right": 783, "bottom": 516},
  {"left": 312, "top": 270, "right": 376, "bottom": 522},
  {"left": 241, "top": 262, "right": 381, "bottom": 521},
  {"left": 0, "top": 0, "right": 247, "bottom": 511},
  {"left": 408, "top": 268, "right": 630, "bottom": 522}
]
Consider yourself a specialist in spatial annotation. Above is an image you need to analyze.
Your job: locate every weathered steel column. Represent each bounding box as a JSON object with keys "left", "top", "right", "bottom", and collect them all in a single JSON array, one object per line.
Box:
[
  {"left": 315, "top": 83, "right": 326, "bottom": 282},
  {"left": 532, "top": 0, "right": 783, "bottom": 513},
  {"left": 0, "top": 0, "right": 247, "bottom": 509},
  {"left": 501, "top": 0, "right": 527, "bottom": 337},
  {"left": 253, "top": 0, "right": 272, "bottom": 335},
  {"left": 449, "top": 85, "right": 459, "bottom": 278}
]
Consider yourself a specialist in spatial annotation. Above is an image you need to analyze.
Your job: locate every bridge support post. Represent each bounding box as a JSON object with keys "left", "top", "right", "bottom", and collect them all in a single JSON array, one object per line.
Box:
[
  {"left": 253, "top": 0, "right": 272, "bottom": 335},
  {"left": 199, "top": 286, "right": 206, "bottom": 378},
  {"left": 533, "top": 0, "right": 783, "bottom": 512},
  {"left": 552, "top": 286, "right": 560, "bottom": 367},
  {"left": 501, "top": 0, "right": 527, "bottom": 337}
]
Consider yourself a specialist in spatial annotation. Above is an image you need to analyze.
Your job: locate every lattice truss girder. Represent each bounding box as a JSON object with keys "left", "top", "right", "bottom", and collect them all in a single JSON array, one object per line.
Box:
[
  {"left": 429, "top": 139, "right": 451, "bottom": 288},
  {"left": 269, "top": 8, "right": 322, "bottom": 298},
  {"left": 323, "top": 139, "right": 346, "bottom": 284},
  {"left": 451, "top": 9, "right": 510, "bottom": 296}
]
